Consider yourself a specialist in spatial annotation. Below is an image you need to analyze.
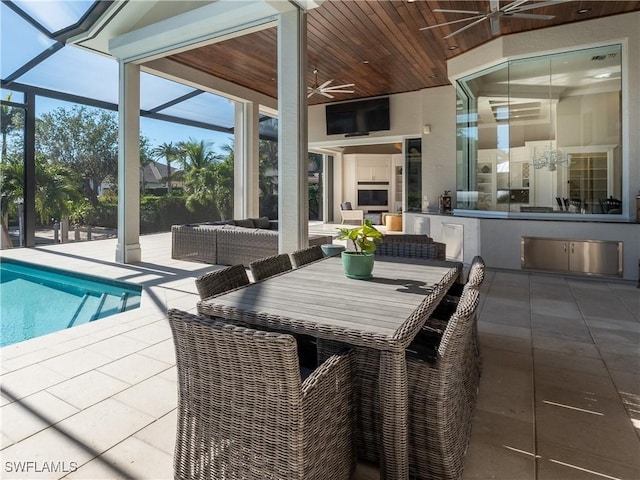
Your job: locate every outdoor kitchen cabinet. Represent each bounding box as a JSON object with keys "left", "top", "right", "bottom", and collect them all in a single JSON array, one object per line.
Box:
[{"left": 521, "top": 236, "right": 622, "bottom": 277}]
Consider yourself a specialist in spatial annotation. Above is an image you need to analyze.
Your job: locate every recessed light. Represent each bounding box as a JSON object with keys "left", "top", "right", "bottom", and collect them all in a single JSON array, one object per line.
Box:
[
  {"left": 362, "top": 60, "right": 370, "bottom": 64},
  {"left": 448, "top": 45, "right": 458, "bottom": 51},
  {"left": 594, "top": 72, "right": 612, "bottom": 79},
  {"left": 578, "top": 8, "right": 591, "bottom": 14}
]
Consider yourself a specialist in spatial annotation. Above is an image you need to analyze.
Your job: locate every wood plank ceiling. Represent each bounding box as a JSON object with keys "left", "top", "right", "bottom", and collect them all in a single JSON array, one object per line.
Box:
[{"left": 169, "top": 1, "right": 640, "bottom": 106}]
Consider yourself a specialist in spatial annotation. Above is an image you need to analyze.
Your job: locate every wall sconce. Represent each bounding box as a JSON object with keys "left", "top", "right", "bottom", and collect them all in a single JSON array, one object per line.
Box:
[{"left": 423, "top": 124, "right": 431, "bottom": 135}]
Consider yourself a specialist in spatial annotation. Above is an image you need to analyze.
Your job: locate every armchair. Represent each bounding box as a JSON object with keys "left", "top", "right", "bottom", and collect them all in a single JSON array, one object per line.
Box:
[
  {"left": 340, "top": 201, "right": 364, "bottom": 224},
  {"left": 168, "top": 309, "right": 355, "bottom": 480}
]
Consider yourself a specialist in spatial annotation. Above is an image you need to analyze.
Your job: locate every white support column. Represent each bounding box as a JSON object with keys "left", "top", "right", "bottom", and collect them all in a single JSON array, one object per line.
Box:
[
  {"left": 115, "top": 61, "right": 141, "bottom": 264},
  {"left": 277, "top": 6, "right": 308, "bottom": 252},
  {"left": 234, "top": 101, "right": 260, "bottom": 219}
]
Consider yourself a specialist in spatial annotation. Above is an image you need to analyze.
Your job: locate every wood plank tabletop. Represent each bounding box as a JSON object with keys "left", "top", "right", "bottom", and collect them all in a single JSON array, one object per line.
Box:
[{"left": 198, "top": 256, "right": 458, "bottom": 350}]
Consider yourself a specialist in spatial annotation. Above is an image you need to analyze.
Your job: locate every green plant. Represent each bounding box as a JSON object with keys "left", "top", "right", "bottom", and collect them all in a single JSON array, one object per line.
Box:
[{"left": 336, "top": 219, "right": 383, "bottom": 254}]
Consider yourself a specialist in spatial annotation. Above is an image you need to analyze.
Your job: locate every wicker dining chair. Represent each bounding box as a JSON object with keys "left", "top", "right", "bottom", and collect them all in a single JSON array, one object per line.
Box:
[
  {"left": 194, "top": 264, "right": 250, "bottom": 300},
  {"left": 427, "top": 255, "right": 485, "bottom": 379},
  {"left": 368, "top": 234, "right": 447, "bottom": 261},
  {"left": 290, "top": 244, "right": 324, "bottom": 268},
  {"left": 249, "top": 253, "right": 293, "bottom": 281},
  {"left": 430, "top": 255, "right": 484, "bottom": 316},
  {"left": 315, "top": 281, "right": 450, "bottom": 466},
  {"left": 168, "top": 309, "right": 355, "bottom": 480},
  {"left": 405, "top": 288, "right": 481, "bottom": 480}
]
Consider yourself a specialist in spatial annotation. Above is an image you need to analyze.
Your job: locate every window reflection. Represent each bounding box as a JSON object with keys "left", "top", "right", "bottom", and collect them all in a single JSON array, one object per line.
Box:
[{"left": 456, "top": 44, "right": 623, "bottom": 215}]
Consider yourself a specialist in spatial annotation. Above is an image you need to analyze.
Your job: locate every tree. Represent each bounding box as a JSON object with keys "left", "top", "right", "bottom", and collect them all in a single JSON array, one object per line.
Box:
[
  {"left": 0, "top": 155, "right": 23, "bottom": 247},
  {"left": 0, "top": 153, "right": 80, "bottom": 247},
  {"left": 36, "top": 105, "right": 118, "bottom": 205},
  {"left": 178, "top": 138, "right": 221, "bottom": 213},
  {"left": 34, "top": 154, "right": 82, "bottom": 223},
  {"left": 258, "top": 139, "right": 279, "bottom": 219},
  {"left": 152, "top": 141, "right": 179, "bottom": 193},
  {"left": 1, "top": 94, "right": 21, "bottom": 160},
  {"left": 139, "top": 136, "right": 154, "bottom": 194},
  {"left": 216, "top": 143, "right": 235, "bottom": 219}
]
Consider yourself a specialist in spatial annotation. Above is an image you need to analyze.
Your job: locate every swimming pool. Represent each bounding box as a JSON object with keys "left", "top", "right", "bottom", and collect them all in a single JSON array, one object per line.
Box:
[{"left": 0, "top": 258, "right": 142, "bottom": 347}]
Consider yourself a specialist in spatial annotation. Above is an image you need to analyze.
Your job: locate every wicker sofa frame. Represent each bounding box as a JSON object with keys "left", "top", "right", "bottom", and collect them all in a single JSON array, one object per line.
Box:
[{"left": 172, "top": 222, "right": 332, "bottom": 266}]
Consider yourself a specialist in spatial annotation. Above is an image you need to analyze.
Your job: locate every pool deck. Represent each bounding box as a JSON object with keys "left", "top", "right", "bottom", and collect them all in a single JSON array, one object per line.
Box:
[{"left": 0, "top": 231, "right": 639, "bottom": 479}]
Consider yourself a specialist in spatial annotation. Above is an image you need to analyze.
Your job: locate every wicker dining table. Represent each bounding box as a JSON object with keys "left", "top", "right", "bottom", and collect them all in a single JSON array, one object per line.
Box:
[{"left": 197, "top": 255, "right": 460, "bottom": 480}]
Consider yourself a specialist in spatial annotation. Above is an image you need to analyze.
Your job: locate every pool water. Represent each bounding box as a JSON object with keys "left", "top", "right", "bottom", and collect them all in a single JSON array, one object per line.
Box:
[{"left": 0, "top": 258, "right": 142, "bottom": 347}]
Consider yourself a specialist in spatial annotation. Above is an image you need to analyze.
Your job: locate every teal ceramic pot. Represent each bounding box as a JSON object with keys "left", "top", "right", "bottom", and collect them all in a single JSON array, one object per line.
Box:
[{"left": 341, "top": 251, "right": 375, "bottom": 279}]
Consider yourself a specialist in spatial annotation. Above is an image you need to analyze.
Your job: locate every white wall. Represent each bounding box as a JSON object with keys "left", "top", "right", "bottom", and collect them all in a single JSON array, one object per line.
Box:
[
  {"left": 308, "top": 91, "right": 422, "bottom": 147},
  {"left": 420, "top": 86, "right": 457, "bottom": 207}
]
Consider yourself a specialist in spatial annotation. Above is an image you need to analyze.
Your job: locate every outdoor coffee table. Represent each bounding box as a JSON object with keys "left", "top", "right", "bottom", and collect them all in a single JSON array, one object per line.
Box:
[{"left": 197, "top": 255, "right": 459, "bottom": 480}]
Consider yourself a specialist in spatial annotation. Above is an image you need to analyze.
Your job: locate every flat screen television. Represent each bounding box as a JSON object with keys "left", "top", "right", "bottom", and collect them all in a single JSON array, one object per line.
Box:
[
  {"left": 326, "top": 97, "right": 390, "bottom": 136},
  {"left": 358, "top": 189, "right": 388, "bottom": 206}
]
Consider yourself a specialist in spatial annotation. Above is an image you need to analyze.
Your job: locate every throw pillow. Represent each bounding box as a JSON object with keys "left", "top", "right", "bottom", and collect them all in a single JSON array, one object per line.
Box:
[
  {"left": 250, "top": 216, "right": 272, "bottom": 229},
  {"left": 234, "top": 218, "right": 255, "bottom": 228}
]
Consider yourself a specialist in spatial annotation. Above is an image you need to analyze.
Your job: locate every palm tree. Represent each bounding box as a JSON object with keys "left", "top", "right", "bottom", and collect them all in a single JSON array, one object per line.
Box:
[
  {"left": 0, "top": 156, "right": 23, "bottom": 248},
  {"left": 152, "top": 142, "right": 179, "bottom": 193},
  {"left": 1, "top": 94, "right": 20, "bottom": 159},
  {"left": 178, "top": 138, "right": 221, "bottom": 212},
  {"left": 0, "top": 155, "right": 79, "bottom": 247},
  {"left": 34, "top": 155, "right": 81, "bottom": 224},
  {"left": 139, "top": 136, "right": 154, "bottom": 195}
]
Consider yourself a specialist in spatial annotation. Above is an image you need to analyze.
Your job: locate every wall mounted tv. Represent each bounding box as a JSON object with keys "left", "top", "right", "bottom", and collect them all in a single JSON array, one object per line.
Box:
[
  {"left": 325, "top": 97, "right": 390, "bottom": 136},
  {"left": 358, "top": 189, "right": 388, "bottom": 206}
]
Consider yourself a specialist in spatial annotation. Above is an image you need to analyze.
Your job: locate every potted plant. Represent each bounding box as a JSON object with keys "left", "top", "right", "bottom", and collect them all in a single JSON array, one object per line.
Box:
[{"left": 336, "top": 219, "right": 383, "bottom": 279}]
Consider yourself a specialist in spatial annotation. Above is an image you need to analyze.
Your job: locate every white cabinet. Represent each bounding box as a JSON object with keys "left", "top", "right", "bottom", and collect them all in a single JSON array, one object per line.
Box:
[{"left": 357, "top": 164, "right": 390, "bottom": 182}]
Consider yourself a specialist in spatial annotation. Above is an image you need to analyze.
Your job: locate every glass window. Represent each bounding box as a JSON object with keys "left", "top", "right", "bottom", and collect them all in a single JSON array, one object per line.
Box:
[
  {"left": 405, "top": 138, "right": 422, "bottom": 212},
  {"left": 456, "top": 44, "right": 622, "bottom": 215}
]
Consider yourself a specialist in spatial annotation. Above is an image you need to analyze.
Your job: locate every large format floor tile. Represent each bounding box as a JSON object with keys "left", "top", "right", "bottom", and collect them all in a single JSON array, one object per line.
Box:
[{"left": 0, "top": 232, "right": 638, "bottom": 480}]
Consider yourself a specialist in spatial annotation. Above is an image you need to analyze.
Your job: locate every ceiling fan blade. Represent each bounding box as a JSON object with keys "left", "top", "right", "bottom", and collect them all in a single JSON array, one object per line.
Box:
[
  {"left": 324, "top": 83, "right": 355, "bottom": 90},
  {"left": 489, "top": 15, "right": 500, "bottom": 36},
  {"left": 433, "top": 8, "right": 481, "bottom": 15},
  {"left": 510, "top": 0, "right": 570, "bottom": 13},
  {"left": 443, "top": 16, "right": 488, "bottom": 39},
  {"left": 420, "top": 15, "right": 484, "bottom": 31},
  {"left": 320, "top": 91, "right": 334, "bottom": 99},
  {"left": 307, "top": 91, "right": 315, "bottom": 98},
  {"left": 489, "top": 0, "right": 500, "bottom": 13},
  {"left": 501, "top": 0, "right": 529, "bottom": 13},
  {"left": 323, "top": 89, "right": 355, "bottom": 94},
  {"left": 506, "top": 12, "right": 555, "bottom": 20},
  {"left": 318, "top": 79, "right": 333, "bottom": 89}
]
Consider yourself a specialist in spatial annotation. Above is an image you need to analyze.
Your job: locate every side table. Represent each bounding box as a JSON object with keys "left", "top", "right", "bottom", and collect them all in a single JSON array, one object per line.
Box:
[{"left": 384, "top": 213, "right": 402, "bottom": 232}]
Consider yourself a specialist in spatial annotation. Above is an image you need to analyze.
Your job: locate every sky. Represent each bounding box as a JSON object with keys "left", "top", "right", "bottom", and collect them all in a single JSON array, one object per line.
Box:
[{"left": 1, "top": 1, "right": 236, "bottom": 159}]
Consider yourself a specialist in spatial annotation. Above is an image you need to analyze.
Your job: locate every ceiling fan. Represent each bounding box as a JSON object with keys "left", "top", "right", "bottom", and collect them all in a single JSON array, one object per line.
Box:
[
  {"left": 307, "top": 68, "right": 355, "bottom": 99},
  {"left": 420, "top": 0, "right": 568, "bottom": 39}
]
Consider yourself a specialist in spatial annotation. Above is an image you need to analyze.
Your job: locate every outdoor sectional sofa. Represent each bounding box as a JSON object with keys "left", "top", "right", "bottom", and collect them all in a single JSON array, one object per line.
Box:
[{"left": 171, "top": 217, "right": 333, "bottom": 266}]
